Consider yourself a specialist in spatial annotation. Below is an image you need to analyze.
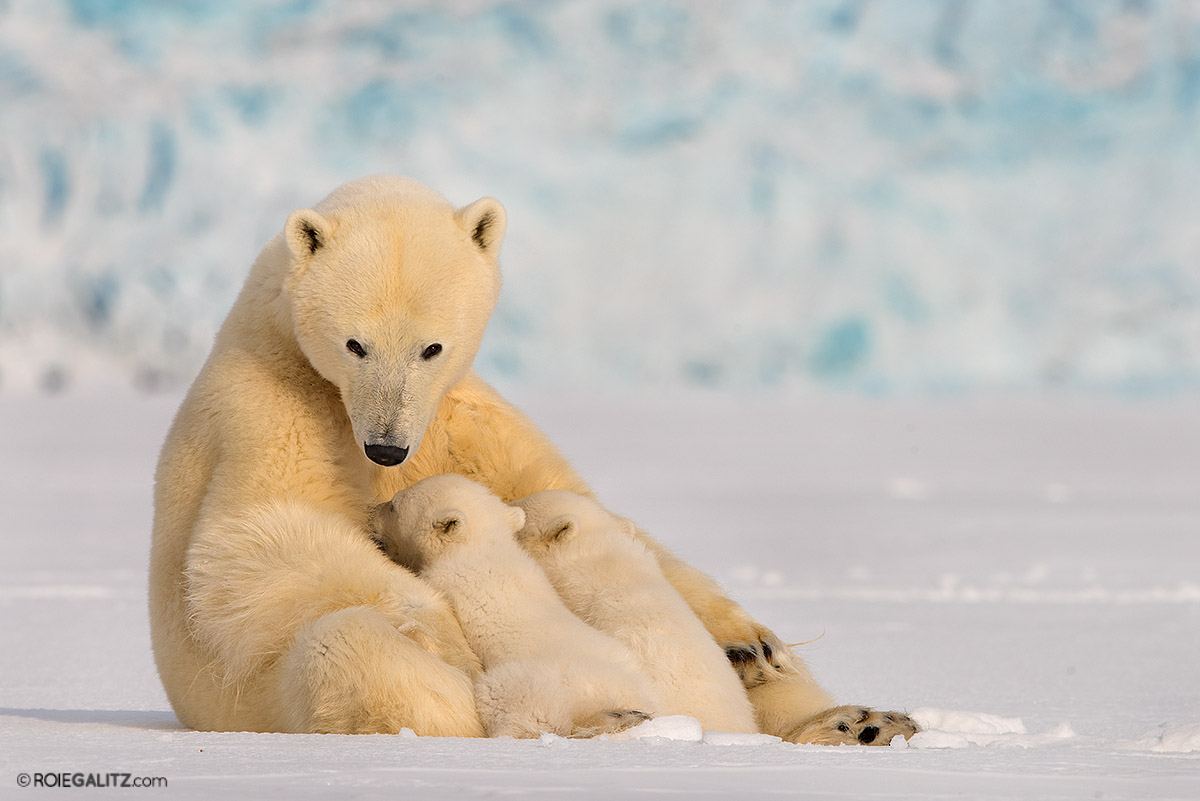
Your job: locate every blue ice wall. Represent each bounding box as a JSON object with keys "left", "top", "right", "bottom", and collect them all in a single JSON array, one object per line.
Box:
[{"left": 2, "top": 0, "right": 1198, "bottom": 394}]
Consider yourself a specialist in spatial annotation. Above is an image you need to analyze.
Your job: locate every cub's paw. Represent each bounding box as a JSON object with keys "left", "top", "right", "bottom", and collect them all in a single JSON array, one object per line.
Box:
[
  {"left": 571, "top": 709, "right": 652, "bottom": 739},
  {"left": 723, "top": 629, "right": 791, "bottom": 688},
  {"left": 786, "top": 706, "right": 919, "bottom": 746}
]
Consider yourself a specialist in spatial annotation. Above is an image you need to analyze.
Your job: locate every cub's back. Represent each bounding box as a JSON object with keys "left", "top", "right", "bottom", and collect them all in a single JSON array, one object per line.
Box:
[{"left": 421, "top": 533, "right": 633, "bottom": 671}]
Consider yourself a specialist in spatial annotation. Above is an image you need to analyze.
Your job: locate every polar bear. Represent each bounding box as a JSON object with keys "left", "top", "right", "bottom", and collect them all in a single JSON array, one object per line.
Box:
[
  {"left": 371, "top": 474, "right": 661, "bottom": 738},
  {"left": 150, "top": 175, "right": 916, "bottom": 744},
  {"left": 513, "top": 489, "right": 757, "bottom": 734}
]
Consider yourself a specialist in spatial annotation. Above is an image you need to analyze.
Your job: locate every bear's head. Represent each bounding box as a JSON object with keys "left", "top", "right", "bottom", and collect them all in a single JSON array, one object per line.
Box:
[
  {"left": 281, "top": 176, "right": 506, "bottom": 467},
  {"left": 512, "top": 489, "right": 640, "bottom": 558},
  {"left": 372, "top": 473, "right": 526, "bottom": 568}
]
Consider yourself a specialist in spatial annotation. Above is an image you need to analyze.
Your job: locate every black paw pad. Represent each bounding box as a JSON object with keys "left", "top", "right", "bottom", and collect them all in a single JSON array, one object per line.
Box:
[{"left": 858, "top": 725, "right": 880, "bottom": 744}]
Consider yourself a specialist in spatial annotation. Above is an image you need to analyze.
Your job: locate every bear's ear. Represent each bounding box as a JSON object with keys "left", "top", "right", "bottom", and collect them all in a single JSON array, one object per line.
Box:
[
  {"left": 455, "top": 197, "right": 507, "bottom": 257},
  {"left": 284, "top": 209, "right": 333, "bottom": 259}
]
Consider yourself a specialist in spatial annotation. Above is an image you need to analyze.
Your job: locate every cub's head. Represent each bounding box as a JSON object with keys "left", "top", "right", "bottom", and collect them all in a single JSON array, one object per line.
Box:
[
  {"left": 372, "top": 473, "right": 526, "bottom": 568},
  {"left": 281, "top": 176, "right": 506, "bottom": 467},
  {"left": 512, "top": 490, "right": 639, "bottom": 557}
]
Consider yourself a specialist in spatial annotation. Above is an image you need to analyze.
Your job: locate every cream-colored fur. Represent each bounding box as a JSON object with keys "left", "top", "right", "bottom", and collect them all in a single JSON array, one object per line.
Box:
[
  {"left": 150, "top": 174, "right": 913, "bottom": 743},
  {"left": 513, "top": 490, "right": 756, "bottom": 733},
  {"left": 151, "top": 176, "right": 513, "bottom": 734},
  {"left": 184, "top": 499, "right": 481, "bottom": 734},
  {"left": 374, "top": 474, "right": 661, "bottom": 738}
]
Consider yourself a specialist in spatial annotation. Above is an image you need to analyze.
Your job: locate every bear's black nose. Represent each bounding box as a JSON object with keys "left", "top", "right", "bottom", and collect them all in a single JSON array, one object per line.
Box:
[{"left": 364, "top": 443, "right": 409, "bottom": 466}]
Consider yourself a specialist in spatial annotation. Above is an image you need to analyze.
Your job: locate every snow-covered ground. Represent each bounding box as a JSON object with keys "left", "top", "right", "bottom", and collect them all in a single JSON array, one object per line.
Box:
[{"left": 1, "top": 390, "right": 1197, "bottom": 799}]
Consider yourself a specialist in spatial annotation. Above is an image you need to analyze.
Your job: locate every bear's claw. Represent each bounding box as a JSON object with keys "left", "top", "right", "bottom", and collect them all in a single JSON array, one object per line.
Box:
[{"left": 570, "top": 709, "right": 652, "bottom": 738}]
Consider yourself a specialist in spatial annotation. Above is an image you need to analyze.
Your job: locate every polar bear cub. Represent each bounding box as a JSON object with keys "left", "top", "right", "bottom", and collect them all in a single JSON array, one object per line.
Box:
[
  {"left": 372, "top": 474, "right": 662, "bottom": 738},
  {"left": 513, "top": 490, "right": 758, "bottom": 733}
]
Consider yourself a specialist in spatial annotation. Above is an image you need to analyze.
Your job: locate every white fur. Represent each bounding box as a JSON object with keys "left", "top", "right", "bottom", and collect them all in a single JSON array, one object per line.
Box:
[
  {"left": 514, "top": 490, "right": 758, "bottom": 733},
  {"left": 376, "top": 474, "right": 663, "bottom": 738}
]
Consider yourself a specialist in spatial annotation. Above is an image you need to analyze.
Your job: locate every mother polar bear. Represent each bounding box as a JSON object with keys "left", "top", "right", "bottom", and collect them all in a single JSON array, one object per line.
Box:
[{"left": 150, "top": 175, "right": 916, "bottom": 745}]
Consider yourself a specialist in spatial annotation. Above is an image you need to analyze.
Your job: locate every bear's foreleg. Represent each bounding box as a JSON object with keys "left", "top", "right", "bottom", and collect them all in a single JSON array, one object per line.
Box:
[
  {"left": 274, "top": 605, "right": 484, "bottom": 736},
  {"left": 184, "top": 499, "right": 483, "bottom": 735},
  {"left": 776, "top": 704, "right": 920, "bottom": 746}
]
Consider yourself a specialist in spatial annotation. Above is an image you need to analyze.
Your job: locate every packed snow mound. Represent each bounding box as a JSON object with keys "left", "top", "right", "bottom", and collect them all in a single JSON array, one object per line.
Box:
[
  {"left": 1129, "top": 723, "right": 1200, "bottom": 753},
  {"left": 609, "top": 716, "right": 785, "bottom": 746},
  {"left": 535, "top": 717, "right": 786, "bottom": 747},
  {"left": 701, "top": 731, "right": 784, "bottom": 746},
  {"left": 610, "top": 715, "right": 704, "bottom": 742},
  {"left": 911, "top": 707, "right": 1027, "bottom": 735},
  {"left": 908, "top": 708, "right": 1076, "bottom": 749}
]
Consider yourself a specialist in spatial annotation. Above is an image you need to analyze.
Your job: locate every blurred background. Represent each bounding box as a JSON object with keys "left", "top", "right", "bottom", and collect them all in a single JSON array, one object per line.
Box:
[{"left": 2, "top": 0, "right": 1199, "bottom": 396}]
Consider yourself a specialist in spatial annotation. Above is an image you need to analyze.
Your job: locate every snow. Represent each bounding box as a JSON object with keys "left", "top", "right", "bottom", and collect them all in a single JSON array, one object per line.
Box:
[
  {"left": 1131, "top": 724, "right": 1200, "bottom": 755},
  {"left": 610, "top": 715, "right": 703, "bottom": 743},
  {"left": 911, "top": 708, "right": 1030, "bottom": 737},
  {"left": 907, "top": 708, "right": 1077, "bottom": 750},
  {"left": 3, "top": 1, "right": 1200, "bottom": 394},
  {"left": 701, "top": 731, "right": 782, "bottom": 747},
  {"left": 1, "top": 390, "right": 1198, "bottom": 798}
]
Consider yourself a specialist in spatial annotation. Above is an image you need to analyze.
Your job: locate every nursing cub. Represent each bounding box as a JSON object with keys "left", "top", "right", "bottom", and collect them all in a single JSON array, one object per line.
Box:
[
  {"left": 372, "top": 474, "right": 660, "bottom": 738},
  {"left": 514, "top": 489, "right": 757, "bottom": 733}
]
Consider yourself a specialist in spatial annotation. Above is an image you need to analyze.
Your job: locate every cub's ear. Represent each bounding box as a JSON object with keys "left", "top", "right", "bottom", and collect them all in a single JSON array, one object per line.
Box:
[
  {"left": 431, "top": 511, "right": 464, "bottom": 542},
  {"left": 367, "top": 500, "right": 395, "bottom": 539},
  {"left": 284, "top": 209, "right": 333, "bottom": 259},
  {"left": 505, "top": 505, "right": 527, "bottom": 534},
  {"left": 540, "top": 514, "right": 578, "bottom": 545},
  {"left": 455, "top": 197, "right": 507, "bottom": 256}
]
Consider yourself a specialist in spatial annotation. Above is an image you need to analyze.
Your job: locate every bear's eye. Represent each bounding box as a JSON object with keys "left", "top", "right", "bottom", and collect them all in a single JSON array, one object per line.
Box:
[
  {"left": 346, "top": 339, "right": 367, "bottom": 358},
  {"left": 421, "top": 343, "right": 443, "bottom": 360}
]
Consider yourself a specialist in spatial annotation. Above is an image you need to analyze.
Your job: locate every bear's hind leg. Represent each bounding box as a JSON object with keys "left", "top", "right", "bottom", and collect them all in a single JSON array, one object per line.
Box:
[
  {"left": 784, "top": 706, "right": 919, "bottom": 746},
  {"left": 274, "top": 605, "right": 485, "bottom": 737},
  {"left": 658, "top": 562, "right": 917, "bottom": 746},
  {"left": 747, "top": 673, "right": 917, "bottom": 746}
]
